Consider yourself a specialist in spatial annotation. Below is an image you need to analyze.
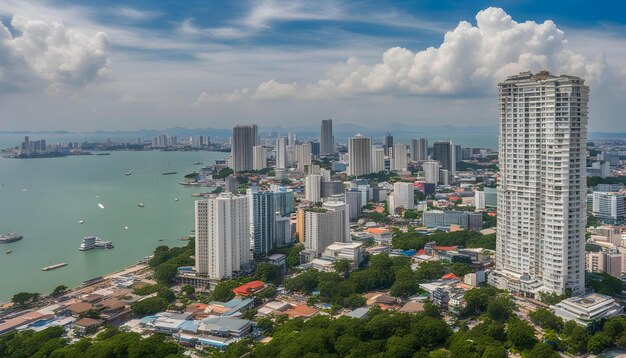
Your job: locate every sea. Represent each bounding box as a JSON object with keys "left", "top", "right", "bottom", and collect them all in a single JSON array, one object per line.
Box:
[{"left": 0, "top": 147, "right": 227, "bottom": 302}]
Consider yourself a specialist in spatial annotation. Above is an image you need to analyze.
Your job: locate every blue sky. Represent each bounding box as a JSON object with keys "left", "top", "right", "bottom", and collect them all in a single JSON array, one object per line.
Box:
[{"left": 0, "top": 0, "right": 625, "bottom": 131}]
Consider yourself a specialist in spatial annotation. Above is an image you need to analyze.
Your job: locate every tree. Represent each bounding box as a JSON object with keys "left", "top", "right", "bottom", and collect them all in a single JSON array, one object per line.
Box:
[
  {"left": 588, "top": 332, "right": 612, "bottom": 354},
  {"left": 525, "top": 342, "right": 559, "bottom": 358},
  {"left": 157, "top": 287, "right": 176, "bottom": 303},
  {"left": 604, "top": 316, "right": 626, "bottom": 340},
  {"left": 131, "top": 297, "right": 169, "bottom": 315},
  {"left": 12, "top": 292, "right": 40, "bottom": 308},
  {"left": 181, "top": 285, "right": 195, "bottom": 297},
  {"left": 211, "top": 280, "right": 238, "bottom": 302},
  {"left": 155, "top": 263, "right": 178, "bottom": 285},
  {"left": 507, "top": 318, "right": 537, "bottom": 351},
  {"left": 528, "top": 308, "right": 564, "bottom": 332},
  {"left": 255, "top": 263, "right": 281, "bottom": 284},
  {"left": 343, "top": 294, "right": 366, "bottom": 309},
  {"left": 486, "top": 297, "right": 512, "bottom": 322},
  {"left": 565, "top": 325, "right": 589, "bottom": 355},
  {"left": 50, "top": 285, "right": 68, "bottom": 297},
  {"left": 390, "top": 267, "right": 419, "bottom": 298},
  {"left": 449, "top": 262, "right": 474, "bottom": 277},
  {"left": 482, "top": 345, "right": 507, "bottom": 358},
  {"left": 333, "top": 259, "right": 352, "bottom": 278},
  {"left": 286, "top": 243, "right": 304, "bottom": 269}
]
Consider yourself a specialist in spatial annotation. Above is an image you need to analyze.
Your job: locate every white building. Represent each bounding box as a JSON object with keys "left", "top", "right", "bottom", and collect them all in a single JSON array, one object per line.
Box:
[
  {"left": 231, "top": 124, "right": 258, "bottom": 172},
  {"left": 296, "top": 143, "right": 312, "bottom": 171},
  {"left": 592, "top": 192, "right": 625, "bottom": 224},
  {"left": 195, "top": 194, "right": 250, "bottom": 279},
  {"left": 305, "top": 174, "right": 322, "bottom": 203},
  {"left": 391, "top": 182, "right": 414, "bottom": 210},
  {"left": 553, "top": 293, "right": 623, "bottom": 327},
  {"left": 322, "top": 242, "right": 364, "bottom": 268},
  {"left": 252, "top": 146, "right": 266, "bottom": 170},
  {"left": 371, "top": 147, "right": 385, "bottom": 173},
  {"left": 392, "top": 144, "right": 408, "bottom": 172},
  {"left": 423, "top": 161, "right": 440, "bottom": 184},
  {"left": 492, "top": 71, "right": 588, "bottom": 296},
  {"left": 475, "top": 190, "right": 486, "bottom": 210},
  {"left": 303, "top": 202, "right": 350, "bottom": 254},
  {"left": 275, "top": 137, "right": 287, "bottom": 169},
  {"left": 348, "top": 134, "right": 372, "bottom": 177}
]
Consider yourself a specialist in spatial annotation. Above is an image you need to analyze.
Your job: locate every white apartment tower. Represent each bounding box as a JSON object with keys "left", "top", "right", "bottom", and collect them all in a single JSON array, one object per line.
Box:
[
  {"left": 231, "top": 124, "right": 258, "bottom": 172},
  {"left": 305, "top": 174, "right": 322, "bottom": 202},
  {"left": 195, "top": 194, "right": 250, "bottom": 279},
  {"left": 303, "top": 201, "right": 350, "bottom": 254},
  {"left": 252, "top": 145, "right": 266, "bottom": 170},
  {"left": 492, "top": 71, "right": 588, "bottom": 296},
  {"left": 392, "top": 144, "right": 408, "bottom": 172},
  {"left": 276, "top": 137, "right": 287, "bottom": 169},
  {"left": 475, "top": 190, "right": 486, "bottom": 210},
  {"left": 348, "top": 134, "right": 372, "bottom": 177},
  {"left": 296, "top": 143, "right": 312, "bottom": 170},
  {"left": 392, "top": 182, "right": 414, "bottom": 210},
  {"left": 423, "top": 161, "right": 440, "bottom": 184},
  {"left": 320, "top": 119, "right": 335, "bottom": 155}
]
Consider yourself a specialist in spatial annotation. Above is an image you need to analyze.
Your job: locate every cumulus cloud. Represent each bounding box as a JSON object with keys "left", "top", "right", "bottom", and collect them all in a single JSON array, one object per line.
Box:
[
  {"left": 0, "top": 15, "right": 110, "bottom": 92},
  {"left": 196, "top": 88, "right": 250, "bottom": 104},
  {"left": 199, "top": 7, "right": 608, "bottom": 102}
]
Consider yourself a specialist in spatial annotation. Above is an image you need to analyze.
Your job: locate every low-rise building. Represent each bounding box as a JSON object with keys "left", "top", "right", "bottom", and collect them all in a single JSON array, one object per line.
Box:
[
  {"left": 321, "top": 242, "right": 364, "bottom": 268},
  {"left": 553, "top": 293, "right": 623, "bottom": 327}
]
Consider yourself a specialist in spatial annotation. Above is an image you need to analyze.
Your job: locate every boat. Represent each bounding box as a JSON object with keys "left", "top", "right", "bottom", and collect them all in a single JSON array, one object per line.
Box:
[
  {"left": 193, "top": 161, "right": 202, "bottom": 165},
  {"left": 97, "top": 203, "right": 104, "bottom": 209},
  {"left": 138, "top": 203, "right": 144, "bottom": 207},
  {"left": 42, "top": 263, "right": 68, "bottom": 271},
  {"left": 0, "top": 233, "right": 23, "bottom": 243},
  {"left": 174, "top": 198, "right": 179, "bottom": 201},
  {"left": 124, "top": 226, "right": 128, "bottom": 230},
  {"left": 6, "top": 250, "right": 12, "bottom": 254},
  {"left": 79, "top": 236, "right": 114, "bottom": 251},
  {"left": 125, "top": 172, "right": 132, "bottom": 176},
  {"left": 162, "top": 172, "right": 178, "bottom": 175},
  {"left": 95, "top": 153, "right": 110, "bottom": 156},
  {"left": 158, "top": 238, "right": 164, "bottom": 242},
  {"left": 79, "top": 220, "right": 85, "bottom": 224}
]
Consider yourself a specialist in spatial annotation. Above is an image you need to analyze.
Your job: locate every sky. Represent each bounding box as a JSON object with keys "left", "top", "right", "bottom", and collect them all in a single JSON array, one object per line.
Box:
[{"left": 0, "top": 0, "right": 625, "bottom": 132}]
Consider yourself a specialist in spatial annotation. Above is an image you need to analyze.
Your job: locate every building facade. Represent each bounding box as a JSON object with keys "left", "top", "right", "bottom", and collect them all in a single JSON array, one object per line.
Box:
[
  {"left": 320, "top": 119, "right": 335, "bottom": 155},
  {"left": 348, "top": 134, "right": 372, "bottom": 177},
  {"left": 231, "top": 124, "right": 258, "bottom": 172}
]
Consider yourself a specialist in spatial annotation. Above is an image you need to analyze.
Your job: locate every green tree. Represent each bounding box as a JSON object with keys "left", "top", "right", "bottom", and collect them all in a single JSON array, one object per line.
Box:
[
  {"left": 528, "top": 308, "right": 564, "bottom": 332},
  {"left": 51, "top": 285, "right": 68, "bottom": 297},
  {"left": 211, "top": 280, "right": 239, "bottom": 302},
  {"left": 482, "top": 345, "right": 508, "bottom": 358},
  {"left": 131, "top": 297, "right": 169, "bottom": 315},
  {"left": 333, "top": 259, "right": 352, "bottom": 278},
  {"left": 604, "top": 316, "right": 626, "bottom": 340},
  {"left": 255, "top": 263, "right": 281, "bottom": 284},
  {"left": 449, "top": 262, "right": 474, "bottom": 277},
  {"left": 12, "top": 292, "right": 40, "bottom": 308},
  {"left": 181, "top": 285, "right": 195, "bottom": 297},
  {"left": 525, "top": 342, "right": 559, "bottom": 358},
  {"left": 390, "top": 266, "right": 419, "bottom": 298},
  {"left": 587, "top": 332, "right": 612, "bottom": 354},
  {"left": 156, "top": 287, "right": 176, "bottom": 303},
  {"left": 343, "top": 294, "right": 366, "bottom": 309},
  {"left": 565, "top": 325, "right": 589, "bottom": 355},
  {"left": 486, "top": 297, "right": 512, "bottom": 322},
  {"left": 155, "top": 263, "right": 178, "bottom": 285},
  {"left": 507, "top": 318, "right": 537, "bottom": 351}
]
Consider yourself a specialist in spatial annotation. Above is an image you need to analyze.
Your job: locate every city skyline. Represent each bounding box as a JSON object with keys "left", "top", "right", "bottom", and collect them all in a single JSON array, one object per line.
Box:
[{"left": 0, "top": 1, "right": 624, "bottom": 132}]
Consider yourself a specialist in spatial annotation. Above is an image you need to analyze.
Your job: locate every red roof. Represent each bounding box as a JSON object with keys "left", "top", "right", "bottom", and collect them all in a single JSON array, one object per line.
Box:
[
  {"left": 431, "top": 245, "right": 458, "bottom": 251},
  {"left": 417, "top": 249, "right": 426, "bottom": 255},
  {"left": 448, "top": 196, "right": 460, "bottom": 202},
  {"left": 233, "top": 280, "right": 265, "bottom": 296},
  {"left": 442, "top": 273, "right": 460, "bottom": 280}
]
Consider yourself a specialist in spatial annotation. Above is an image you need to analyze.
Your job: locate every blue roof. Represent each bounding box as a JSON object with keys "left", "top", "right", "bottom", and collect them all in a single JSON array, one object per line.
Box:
[
  {"left": 345, "top": 307, "right": 370, "bottom": 319},
  {"left": 179, "top": 320, "right": 199, "bottom": 333},
  {"left": 139, "top": 315, "right": 158, "bottom": 325},
  {"left": 399, "top": 249, "right": 417, "bottom": 256}
]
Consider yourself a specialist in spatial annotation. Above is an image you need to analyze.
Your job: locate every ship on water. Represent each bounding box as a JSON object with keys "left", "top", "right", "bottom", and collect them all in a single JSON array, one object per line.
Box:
[
  {"left": 79, "top": 236, "right": 114, "bottom": 251},
  {"left": 0, "top": 233, "right": 23, "bottom": 243},
  {"left": 42, "top": 263, "right": 67, "bottom": 271}
]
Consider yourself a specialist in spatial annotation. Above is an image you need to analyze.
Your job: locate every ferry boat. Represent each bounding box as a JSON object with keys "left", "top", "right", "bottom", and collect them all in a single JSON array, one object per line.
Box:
[
  {"left": 193, "top": 161, "right": 202, "bottom": 165},
  {"left": 79, "top": 236, "right": 114, "bottom": 250},
  {"left": 79, "top": 220, "right": 85, "bottom": 224},
  {"left": 0, "top": 233, "right": 23, "bottom": 243},
  {"left": 6, "top": 250, "right": 12, "bottom": 254},
  {"left": 42, "top": 263, "right": 68, "bottom": 271}
]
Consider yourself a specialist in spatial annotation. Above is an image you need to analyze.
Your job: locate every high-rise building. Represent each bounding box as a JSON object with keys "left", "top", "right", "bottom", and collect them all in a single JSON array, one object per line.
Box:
[
  {"left": 392, "top": 144, "right": 408, "bottom": 172},
  {"left": 348, "top": 134, "right": 372, "bottom": 177},
  {"left": 320, "top": 119, "right": 335, "bottom": 155},
  {"left": 492, "top": 71, "right": 588, "bottom": 296},
  {"left": 195, "top": 194, "right": 250, "bottom": 279},
  {"left": 248, "top": 188, "right": 276, "bottom": 256},
  {"left": 253, "top": 145, "right": 266, "bottom": 170},
  {"left": 296, "top": 143, "right": 312, "bottom": 170},
  {"left": 592, "top": 192, "right": 625, "bottom": 225},
  {"left": 274, "top": 215, "right": 292, "bottom": 248},
  {"left": 345, "top": 189, "right": 363, "bottom": 221},
  {"left": 475, "top": 190, "right": 486, "bottom": 210},
  {"left": 276, "top": 137, "right": 287, "bottom": 169},
  {"left": 231, "top": 124, "right": 258, "bottom": 172},
  {"left": 303, "top": 201, "right": 350, "bottom": 254},
  {"left": 372, "top": 147, "right": 385, "bottom": 173},
  {"left": 321, "top": 180, "right": 344, "bottom": 198},
  {"left": 422, "top": 210, "right": 483, "bottom": 230},
  {"left": 383, "top": 133, "right": 394, "bottom": 156},
  {"left": 433, "top": 141, "right": 456, "bottom": 175},
  {"left": 411, "top": 138, "right": 428, "bottom": 161},
  {"left": 391, "top": 182, "right": 414, "bottom": 210},
  {"left": 423, "top": 161, "right": 440, "bottom": 184},
  {"left": 305, "top": 174, "right": 322, "bottom": 202}
]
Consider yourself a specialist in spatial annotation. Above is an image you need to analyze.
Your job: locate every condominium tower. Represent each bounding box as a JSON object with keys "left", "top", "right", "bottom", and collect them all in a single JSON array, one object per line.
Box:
[
  {"left": 276, "top": 137, "right": 287, "bottom": 169},
  {"left": 320, "top": 119, "right": 335, "bottom": 155},
  {"left": 411, "top": 138, "right": 428, "bottom": 161},
  {"left": 348, "top": 134, "right": 372, "bottom": 177},
  {"left": 492, "top": 71, "right": 588, "bottom": 296},
  {"left": 231, "top": 124, "right": 258, "bottom": 172},
  {"left": 195, "top": 194, "right": 250, "bottom": 279}
]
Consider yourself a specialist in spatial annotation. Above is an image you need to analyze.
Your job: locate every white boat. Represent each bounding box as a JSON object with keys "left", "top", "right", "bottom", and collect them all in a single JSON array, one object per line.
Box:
[
  {"left": 79, "top": 220, "right": 85, "bottom": 224},
  {"left": 124, "top": 226, "right": 128, "bottom": 230},
  {"left": 138, "top": 203, "right": 144, "bottom": 207},
  {"left": 79, "top": 236, "right": 114, "bottom": 250},
  {"left": 175, "top": 198, "right": 179, "bottom": 201},
  {"left": 6, "top": 250, "right": 12, "bottom": 254},
  {"left": 97, "top": 203, "right": 104, "bottom": 209},
  {"left": 125, "top": 172, "right": 132, "bottom": 176}
]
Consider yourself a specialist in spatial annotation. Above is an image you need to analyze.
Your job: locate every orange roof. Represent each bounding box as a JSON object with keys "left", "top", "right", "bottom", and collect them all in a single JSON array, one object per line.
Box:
[
  {"left": 283, "top": 304, "right": 318, "bottom": 318},
  {"left": 431, "top": 245, "right": 458, "bottom": 251},
  {"left": 487, "top": 212, "right": 497, "bottom": 216},
  {"left": 442, "top": 273, "right": 460, "bottom": 280},
  {"left": 233, "top": 280, "right": 266, "bottom": 296},
  {"left": 367, "top": 228, "right": 390, "bottom": 234},
  {"left": 185, "top": 303, "right": 207, "bottom": 312},
  {"left": 448, "top": 196, "right": 460, "bottom": 202},
  {"left": 374, "top": 206, "right": 385, "bottom": 213}
]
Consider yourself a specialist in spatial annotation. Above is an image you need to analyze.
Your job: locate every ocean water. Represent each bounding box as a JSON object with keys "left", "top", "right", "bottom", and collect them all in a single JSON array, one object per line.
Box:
[{"left": 0, "top": 150, "right": 226, "bottom": 301}]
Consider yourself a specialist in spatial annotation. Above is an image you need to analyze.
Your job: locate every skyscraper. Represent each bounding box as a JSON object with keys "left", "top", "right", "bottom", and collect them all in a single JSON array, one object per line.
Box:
[
  {"left": 305, "top": 174, "right": 322, "bottom": 202},
  {"left": 253, "top": 145, "right": 266, "bottom": 170},
  {"left": 231, "top": 124, "right": 258, "bottom": 172},
  {"left": 492, "top": 71, "right": 588, "bottom": 296},
  {"left": 423, "top": 160, "right": 440, "bottom": 184},
  {"left": 411, "top": 138, "right": 428, "bottom": 161},
  {"left": 391, "top": 182, "right": 414, "bottom": 210},
  {"left": 371, "top": 147, "right": 385, "bottom": 173},
  {"left": 296, "top": 143, "right": 312, "bottom": 170},
  {"left": 383, "top": 132, "right": 393, "bottom": 156},
  {"left": 433, "top": 141, "right": 456, "bottom": 174},
  {"left": 248, "top": 188, "right": 276, "bottom": 256},
  {"left": 320, "top": 119, "right": 335, "bottom": 155},
  {"left": 392, "top": 144, "right": 408, "bottom": 172},
  {"left": 348, "top": 134, "right": 372, "bottom": 177},
  {"left": 195, "top": 194, "right": 250, "bottom": 279},
  {"left": 303, "top": 201, "right": 350, "bottom": 254},
  {"left": 276, "top": 137, "right": 287, "bottom": 169}
]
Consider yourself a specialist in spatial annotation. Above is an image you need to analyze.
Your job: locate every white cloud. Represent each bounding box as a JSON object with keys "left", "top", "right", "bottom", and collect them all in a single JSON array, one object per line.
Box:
[
  {"left": 114, "top": 7, "right": 161, "bottom": 21},
  {"left": 196, "top": 88, "right": 250, "bottom": 104},
  {"left": 0, "top": 15, "right": 110, "bottom": 92},
  {"left": 253, "top": 79, "right": 298, "bottom": 99}
]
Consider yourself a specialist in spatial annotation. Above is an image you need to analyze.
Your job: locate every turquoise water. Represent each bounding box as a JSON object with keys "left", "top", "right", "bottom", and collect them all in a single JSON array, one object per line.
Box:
[{"left": 0, "top": 150, "right": 226, "bottom": 301}]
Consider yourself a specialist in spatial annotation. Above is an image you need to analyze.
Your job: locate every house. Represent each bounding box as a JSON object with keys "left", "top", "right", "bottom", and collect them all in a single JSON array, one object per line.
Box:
[
  {"left": 73, "top": 317, "right": 104, "bottom": 334},
  {"left": 68, "top": 302, "right": 95, "bottom": 316},
  {"left": 398, "top": 301, "right": 425, "bottom": 314},
  {"left": 345, "top": 307, "right": 370, "bottom": 319},
  {"left": 232, "top": 281, "right": 266, "bottom": 296}
]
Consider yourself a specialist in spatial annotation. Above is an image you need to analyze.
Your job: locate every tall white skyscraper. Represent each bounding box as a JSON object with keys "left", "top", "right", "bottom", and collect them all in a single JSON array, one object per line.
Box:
[
  {"left": 475, "top": 190, "right": 486, "bottom": 210},
  {"left": 303, "top": 201, "right": 350, "bottom": 254},
  {"left": 391, "top": 182, "right": 414, "bottom": 210},
  {"left": 372, "top": 147, "right": 385, "bottom": 173},
  {"left": 195, "top": 194, "right": 250, "bottom": 279},
  {"left": 492, "top": 71, "right": 588, "bottom": 296},
  {"left": 348, "top": 134, "right": 372, "bottom": 177},
  {"left": 305, "top": 174, "right": 322, "bottom": 202},
  {"left": 276, "top": 137, "right": 287, "bottom": 169},
  {"left": 411, "top": 138, "right": 428, "bottom": 161},
  {"left": 296, "top": 143, "right": 312, "bottom": 170},
  {"left": 231, "top": 124, "right": 258, "bottom": 172},
  {"left": 392, "top": 144, "right": 408, "bottom": 172},
  {"left": 423, "top": 161, "right": 440, "bottom": 184},
  {"left": 253, "top": 146, "right": 266, "bottom": 170},
  {"left": 320, "top": 119, "right": 335, "bottom": 155}
]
